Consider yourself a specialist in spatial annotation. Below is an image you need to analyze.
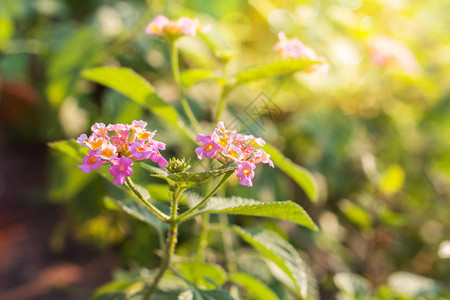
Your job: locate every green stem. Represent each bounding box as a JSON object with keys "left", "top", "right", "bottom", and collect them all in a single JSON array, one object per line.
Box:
[
  {"left": 126, "top": 177, "right": 169, "bottom": 223},
  {"left": 215, "top": 85, "right": 228, "bottom": 123},
  {"left": 144, "top": 188, "right": 181, "bottom": 300},
  {"left": 219, "top": 214, "right": 237, "bottom": 273},
  {"left": 177, "top": 172, "right": 233, "bottom": 222},
  {"left": 170, "top": 42, "right": 200, "bottom": 132},
  {"left": 196, "top": 213, "right": 210, "bottom": 262}
]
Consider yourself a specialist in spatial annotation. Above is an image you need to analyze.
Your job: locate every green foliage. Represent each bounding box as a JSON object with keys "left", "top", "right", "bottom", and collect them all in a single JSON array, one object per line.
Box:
[
  {"left": 192, "top": 196, "right": 318, "bottom": 230},
  {"left": 167, "top": 161, "right": 237, "bottom": 189},
  {"left": 334, "top": 272, "right": 371, "bottom": 300},
  {"left": 82, "top": 67, "right": 193, "bottom": 140},
  {"left": 233, "top": 226, "right": 318, "bottom": 300},
  {"left": 235, "top": 60, "right": 319, "bottom": 84},
  {"left": 174, "top": 262, "right": 227, "bottom": 288},
  {"left": 7, "top": 0, "right": 450, "bottom": 299},
  {"left": 142, "top": 161, "right": 237, "bottom": 190},
  {"left": 178, "top": 287, "right": 234, "bottom": 300},
  {"left": 106, "top": 196, "right": 166, "bottom": 233},
  {"left": 230, "top": 273, "right": 280, "bottom": 300},
  {"left": 181, "top": 69, "right": 217, "bottom": 87},
  {"left": 263, "top": 144, "right": 318, "bottom": 202}
]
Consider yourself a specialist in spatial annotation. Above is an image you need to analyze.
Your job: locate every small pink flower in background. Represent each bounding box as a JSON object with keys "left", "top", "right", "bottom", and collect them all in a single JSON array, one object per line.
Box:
[
  {"left": 195, "top": 122, "right": 274, "bottom": 187},
  {"left": 78, "top": 150, "right": 106, "bottom": 173},
  {"left": 145, "top": 15, "right": 210, "bottom": 38},
  {"left": 76, "top": 120, "right": 168, "bottom": 184},
  {"left": 236, "top": 161, "right": 256, "bottom": 187},
  {"left": 368, "top": 35, "right": 419, "bottom": 73},
  {"left": 274, "top": 32, "right": 308, "bottom": 60},
  {"left": 145, "top": 15, "right": 170, "bottom": 36},
  {"left": 274, "top": 32, "right": 329, "bottom": 74},
  {"left": 110, "top": 156, "right": 134, "bottom": 185}
]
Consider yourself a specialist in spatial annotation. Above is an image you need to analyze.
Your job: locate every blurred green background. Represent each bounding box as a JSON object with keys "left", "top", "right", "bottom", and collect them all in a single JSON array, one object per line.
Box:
[{"left": 0, "top": 0, "right": 449, "bottom": 299}]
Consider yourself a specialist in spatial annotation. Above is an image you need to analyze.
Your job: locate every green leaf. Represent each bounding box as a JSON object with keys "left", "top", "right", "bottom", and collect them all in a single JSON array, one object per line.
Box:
[
  {"left": 334, "top": 272, "right": 371, "bottom": 299},
  {"left": 230, "top": 273, "right": 280, "bottom": 300},
  {"left": 181, "top": 69, "right": 216, "bottom": 87},
  {"left": 233, "top": 226, "right": 318, "bottom": 300},
  {"left": 48, "top": 140, "right": 132, "bottom": 192},
  {"left": 378, "top": 164, "right": 405, "bottom": 196},
  {"left": 141, "top": 163, "right": 171, "bottom": 179},
  {"left": 192, "top": 197, "right": 317, "bottom": 231},
  {"left": 174, "top": 262, "right": 227, "bottom": 289},
  {"left": 106, "top": 196, "right": 166, "bottom": 232},
  {"left": 48, "top": 139, "right": 86, "bottom": 161},
  {"left": 167, "top": 161, "right": 237, "bottom": 189},
  {"left": 339, "top": 199, "right": 371, "bottom": 229},
  {"left": 94, "top": 291, "right": 127, "bottom": 300},
  {"left": 235, "top": 60, "right": 319, "bottom": 85},
  {"left": 82, "top": 67, "right": 194, "bottom": 140},
  {"left": 178, "top": 287, "right": 234, "bottom": 300},
  {"left": 263, "top": 143, "right": 318, "bottom": 202}
]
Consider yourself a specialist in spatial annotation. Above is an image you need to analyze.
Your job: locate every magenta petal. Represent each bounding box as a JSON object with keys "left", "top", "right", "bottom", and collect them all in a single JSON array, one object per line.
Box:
[
  {"left": 113, "top": 172, "right": 127, "bottom": 185},
  {"left": 195, "top": 146, "right": 205, "bottom": 159}
]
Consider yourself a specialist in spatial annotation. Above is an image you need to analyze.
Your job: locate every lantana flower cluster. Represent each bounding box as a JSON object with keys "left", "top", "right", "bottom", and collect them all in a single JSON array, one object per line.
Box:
[
  {"left": 145, "top": 15, "right": 211, "bottom": 38},
  {"left": 274, "top": 32, "right": 330, "bottom": 74},
  {"left": 195, "top": 122, "right": 274, "bottom": 187},
  {"left": 76, "top": 121, "right": 167, "bottom": 185}
]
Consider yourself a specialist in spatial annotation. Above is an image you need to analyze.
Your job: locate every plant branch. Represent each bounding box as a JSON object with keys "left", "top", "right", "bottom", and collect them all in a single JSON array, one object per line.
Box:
[
  {"left": 125, "top": 177, "right": 169, "bottom": 222},
  {"left": 177, "top": 171, "right": 233, "bottom": 222},
  {"left": 144, "top": 188, "right": 181, "bottom": 299},
  {"left": 170, "top": 42, "right": 200, "bottom": 132},
  {"left": 196, "top": 213, "right": 209, "bottom": 262}
]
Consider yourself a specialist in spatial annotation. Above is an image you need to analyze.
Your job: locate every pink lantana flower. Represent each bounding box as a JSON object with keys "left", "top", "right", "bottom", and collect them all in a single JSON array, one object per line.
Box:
[
  {"left": 78, "top": 150, "right": 106, "bottom": 173},
  {"left": 145, "top": 15, "right": 170, "bottom": 36},
  {"left": 145, "top": 15, "right": 210, "bottom": 38},
  {"left": 235, "top": 161, "right": 256, "bottom": 187},
  {"left": 195, "top": 122, "right": 274, "bottom": 187},
  {"left": 76, "top": 120, "right": 168, "bottom": 184},
  {"left": 110, "top": 156, "right": 134, "bottom": 185},
  {"left": 274, "top": 32, "right": 329, "bottom": 74}
]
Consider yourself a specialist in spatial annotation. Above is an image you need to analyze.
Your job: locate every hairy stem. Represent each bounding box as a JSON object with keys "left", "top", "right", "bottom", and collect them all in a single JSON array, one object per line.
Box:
[
  {"left": 170, "top": 43, "right": 200, "bottom": 132},
  {"left": 126, "top": 177, "right": 169, "bottom": 222},
  {"left": 144, "top": 188, "right": 181, "bottom": 299},
  {"left": 196, "top": 213, "right": 210, "bottom": 262},
  {"left": 219, "top": 214, "right": 237, "bottom": 273}
]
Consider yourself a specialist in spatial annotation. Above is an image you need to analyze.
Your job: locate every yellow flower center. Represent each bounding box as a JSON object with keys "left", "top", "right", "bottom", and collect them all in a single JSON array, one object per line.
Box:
[
  {"left": 228, "top": 150, "right": 238, "bottom": 159},
  {"left": 219, "top": 138, "right": 228, "bottom": 147},
  {"left": 90, "top": 139, "right": 103, "bottom": 149},
  {"left": 205, "top": 143, "right": 214, "bottom": 151},
  {"left": 137, "top": 146, "right": 146, "bottom": 152},
  {"left": 87, "top": 156, "right": 97, "bottom": 165},
  {"left": 139, "top": 132, "right": 150, "bottom": 139},
  {"left": 102, "top": 148, "right": 114, "bottom": 158},
  {"left": 243, "top": 168, "right": 251, "bottom": 176}
]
